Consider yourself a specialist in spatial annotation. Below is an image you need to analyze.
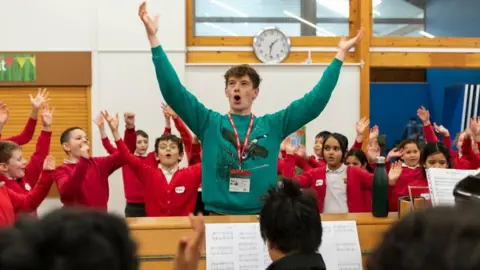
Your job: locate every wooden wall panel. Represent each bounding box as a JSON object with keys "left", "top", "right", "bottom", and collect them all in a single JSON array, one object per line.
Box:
[
  {"left": 371, "top": 52, "right": 480, "bottom": 68},
  {"left": 371, "top": 68, "right": 426, "bottom": 82},
  {"left": 187, "top": 51, "right": 356, "bottom": 64},
  {"left": 0, "top": 52, "right": 91, "bottom": 86},
  {"left": 0, "top": 87, "right": 91, "bottom": 197}
]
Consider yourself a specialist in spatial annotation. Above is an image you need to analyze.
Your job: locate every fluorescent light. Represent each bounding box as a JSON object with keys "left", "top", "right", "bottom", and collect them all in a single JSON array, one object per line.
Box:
[
  {"left": 209, "top": 0, "right": 248, "bottom": 17},
  {"left": 283, "top": 10, "right": 336, "bottom": 36},
  {"left": 203, "top": 22, "right": 238, "bottom": 36},
  {"left": 419, "top": 30, "right": 435, "bottom": 38}
]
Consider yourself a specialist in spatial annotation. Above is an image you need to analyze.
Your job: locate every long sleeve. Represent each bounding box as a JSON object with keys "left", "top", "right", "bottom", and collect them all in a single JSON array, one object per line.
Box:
[
  {"left": 124, "top": 127, "right": 137, "bottom": 153},
  {"left": 115, "top": 139, "right": 151, "bottom": 184},
  {"left": 24, "top": 130, "right": 52, "bottom": 187},
  {"left": 423, "top": 124, "right": 439, "bottom": 143},
  {"left": 268, "top": 59, "right": 342, "bottom": 138},
  {"left": 351, "top": 166, "right": 373, "bottom": 189},
  {"left": 282, "top": 155, "right": 313, "bottom": 188},
  {"left": 173, "top": 117, "right": 193, "bottom": 163},
  {"left": 189, "top": 143, "right": 202, "bottom": 165},
  {"left": 2, "top": 117, "right": 37, "bottom": 145},
  {"left": 351, "top": 140, "right": 363, "bottom": 150},
  {"left": 293, "top": 155, "right": 312, "bottom": 172},
  {"left": 8, "top": 170, "right": 55, "bottom": 212},
  {"left": 101, "top": 137, "right": 117, "bottom": 154},
  {"left": 163, "top": 127, "right": 172, "bottom": 134},
  {"left": 55, "top": 158, "right": 90, "bottom": 200},
  {"left": 461, "top": 137, "right": 480, "bottom": 169},
  {"left": 152, "top": 46, "right": 217, "bottom": 139}
]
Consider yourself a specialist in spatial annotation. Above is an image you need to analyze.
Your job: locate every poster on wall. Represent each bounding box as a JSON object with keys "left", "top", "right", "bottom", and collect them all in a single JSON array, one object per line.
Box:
[{"left": 0, "top": 54, "right": 36, "bottom": 82}]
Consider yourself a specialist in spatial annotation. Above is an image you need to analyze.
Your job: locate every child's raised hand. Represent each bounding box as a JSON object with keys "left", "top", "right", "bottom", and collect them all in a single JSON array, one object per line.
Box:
[
  {"left": 43, "top": 156, "right": 56, "bottom": 171},
  {"left": 388, "top": 161, "right": 403, "bottom": 185},
  {"left": 30, "top": 88, "right": 51, "bottom": 110},
  {"left": 79, "top": 143, "right": 90, "bottom": 159},
  {"left": 416, "top": 106, "right": 430, "bottom": 125},
  {"left": 283, "top": 138, "right": 297, "bottom": 155},
  {"left": 386, "top": 148, "right": 404, "bottom": 162},
  {"left": 295, "top": 145, "right": 306, "bottom": 157},
  {"left": 356, "top": 117, "right": 370, "bottom": 135},
  {"left": 124, "top": 112, "right": 135, "bottom": 129},
  {"left": 433, "top": 123, "right": 450, "bottom": 137},
  {"left": 94, "top": 114, "right": 105, "bottom": 129},
  {"left": 366, "top": 142, "right": 380, "bottom": 163},
  {"left": 101, "top": 110, "right": 119, "bottom": 131},
  {"left": 173, "top": 214, "right": 205, "bottom": 270},
  {"left": 368, "top": 125, "right": 379, "bottom": 142},
  {"left": 162, "top": 103, "right": 178, "bottom": 119},
  {"left": 0, "top": 102, "right": 9, "bottom": 126},
  {"left": 41, "top": 104, "right": 54, "bottom": 128},
  {"left": 138, "top": 2, "right": 159, "bottom": 37},
  {"left": 469, "top": 117, "right": 480, "bottom": 136}
]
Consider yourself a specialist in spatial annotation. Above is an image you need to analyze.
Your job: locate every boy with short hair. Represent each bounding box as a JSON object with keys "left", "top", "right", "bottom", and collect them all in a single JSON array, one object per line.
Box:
[
  {"left": 0, "top": 88, "right": 50, "bottom": 145},
  {"left": 102, "top": 110, "right": 201, "bottom": 217},
  {"left": 53, "top": 113, "right": 136, "bottom": 210}
]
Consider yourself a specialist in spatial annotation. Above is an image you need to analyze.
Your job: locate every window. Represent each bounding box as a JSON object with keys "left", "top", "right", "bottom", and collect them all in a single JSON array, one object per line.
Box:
[
  {"left": 372, "top": 0, "right": 425, "bottom": 37},
  {"left": 193, "top": 0, "right": 350, "bottom": 37}
]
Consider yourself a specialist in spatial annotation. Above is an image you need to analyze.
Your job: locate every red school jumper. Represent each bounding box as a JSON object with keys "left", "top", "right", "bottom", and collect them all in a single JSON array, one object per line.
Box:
[
  {"left": 0, "top": 170, "right": 55, "bottom": 226},
  {"left": 115, "top": 139, "right": 202, "bottom": 216},
  {"left": 3, "top": 130, "right": 51, "bottom": 215},
  {"left": 0, "top": 117, "right": 37, "bottom": 146},
  {"left": 283, "top": 154, "right": 373, "bottom": 212},
  {"left": 101, "top": 118, "right": 194, "bottom": 204},
  {"left": 53, "top": 128, "right": 136, "bottom": 210}
]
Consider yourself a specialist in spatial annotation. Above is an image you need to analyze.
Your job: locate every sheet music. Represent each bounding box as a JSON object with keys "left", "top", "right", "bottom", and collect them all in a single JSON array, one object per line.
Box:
[
  {"left": 206, "top": 221, "right": 362, "bottom": 270},
  {"left": 426, "top": 168, "right": 479, "bottom": 206}
]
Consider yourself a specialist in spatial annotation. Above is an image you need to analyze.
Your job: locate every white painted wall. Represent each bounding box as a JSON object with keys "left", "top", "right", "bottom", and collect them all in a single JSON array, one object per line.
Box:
[{"left": 2, "top": 0, "right": 360, "bottom": 216}]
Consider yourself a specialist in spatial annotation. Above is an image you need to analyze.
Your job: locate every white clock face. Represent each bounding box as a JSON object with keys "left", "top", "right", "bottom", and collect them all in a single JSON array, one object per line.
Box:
[{"left": 253, "top": 28, "right": 290, "bottom": 64}]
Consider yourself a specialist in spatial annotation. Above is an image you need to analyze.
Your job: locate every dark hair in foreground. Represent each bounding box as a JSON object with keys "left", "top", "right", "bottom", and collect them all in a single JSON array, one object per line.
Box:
[
  {"left": 260, "top": 178, "right": 322, "bottom": 254},
  {"left": 60, "top": 127, "right": 84, "bottom": 144},
  {"left": 368, "top": 204, "right": 480, "bottom": 270},
  {"left": 0, "top": 208, "right": 138, "bottom": 270}
]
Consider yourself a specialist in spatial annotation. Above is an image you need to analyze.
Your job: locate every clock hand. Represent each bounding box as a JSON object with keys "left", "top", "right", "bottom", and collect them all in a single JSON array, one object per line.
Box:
[{"left": 269, "top": 39, "right": 280, "bottom": 56}]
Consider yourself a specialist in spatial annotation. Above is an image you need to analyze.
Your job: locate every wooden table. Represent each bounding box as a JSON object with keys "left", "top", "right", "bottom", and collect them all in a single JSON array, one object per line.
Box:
[{"left": 128, "top": 213, "right": 398, "bottom": 270}]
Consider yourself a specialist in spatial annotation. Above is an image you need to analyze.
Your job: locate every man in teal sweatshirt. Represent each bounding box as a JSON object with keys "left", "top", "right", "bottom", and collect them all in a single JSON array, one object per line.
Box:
[{"left": 138, "top": 3, "right": 363, "bottom": 214}]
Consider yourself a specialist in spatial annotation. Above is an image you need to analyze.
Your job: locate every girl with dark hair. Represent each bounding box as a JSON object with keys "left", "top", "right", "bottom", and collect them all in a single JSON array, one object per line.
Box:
[{"left": 282, "top": 133, "right": 374, "bottom": 213}]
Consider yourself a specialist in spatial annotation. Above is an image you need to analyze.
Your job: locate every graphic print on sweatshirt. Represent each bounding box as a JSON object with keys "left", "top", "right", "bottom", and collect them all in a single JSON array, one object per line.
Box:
[{"left": 216, "top": 122, "right": 269, "bottom": 179}]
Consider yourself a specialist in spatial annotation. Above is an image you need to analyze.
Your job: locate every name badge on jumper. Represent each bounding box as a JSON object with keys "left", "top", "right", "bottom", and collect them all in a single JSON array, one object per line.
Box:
[
  {"left": 25, "top": 183, "right": 31, "bottom": 191},
  {"left": 229, "top": 169, "right": 251, "bottom": 193},
  {"left": 175, "top": 186, "right": 185, "bottom": 194}
]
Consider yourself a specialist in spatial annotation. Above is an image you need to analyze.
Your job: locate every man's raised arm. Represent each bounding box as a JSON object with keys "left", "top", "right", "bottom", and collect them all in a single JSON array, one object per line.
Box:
[
  {"left": 138, "top": 2, "right": 214, "bottom": 138},
  {"left": 270, "top": 30, "right": 364, "bottom": 138}
]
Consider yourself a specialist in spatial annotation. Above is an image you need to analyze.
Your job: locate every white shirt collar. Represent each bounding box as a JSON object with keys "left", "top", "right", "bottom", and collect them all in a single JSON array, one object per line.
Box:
[
  {"left": 402, "top": 163, "right": 420, "bottom": 169},
  {"left": 160, "top": 166, "right": 178, "bottom": 175},
  {"left": 326, "top": 164, "right": 347, "bottom": 173}
]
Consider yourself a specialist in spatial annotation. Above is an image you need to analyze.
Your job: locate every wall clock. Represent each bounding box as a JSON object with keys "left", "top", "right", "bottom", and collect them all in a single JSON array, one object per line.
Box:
[{"left": 253, "top": 26, "right": 291, "bottom": 64}]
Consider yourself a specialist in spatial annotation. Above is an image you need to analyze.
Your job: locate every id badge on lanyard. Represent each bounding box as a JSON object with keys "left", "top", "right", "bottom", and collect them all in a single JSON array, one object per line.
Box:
[{"left": 227, "top": 113, "right": 254, "bottom": 193}]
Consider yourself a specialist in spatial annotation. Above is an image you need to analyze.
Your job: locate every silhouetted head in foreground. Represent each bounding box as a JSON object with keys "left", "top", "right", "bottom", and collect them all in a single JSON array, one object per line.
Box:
[
  {"left": 260, "top": 178, "right": 322, "bottom": 262},
  {"left": 0, "top": 208, "right": 138, "bottom": 270},
  {"left": 368, "top": 204, "right": 480, "bottom": 270}
]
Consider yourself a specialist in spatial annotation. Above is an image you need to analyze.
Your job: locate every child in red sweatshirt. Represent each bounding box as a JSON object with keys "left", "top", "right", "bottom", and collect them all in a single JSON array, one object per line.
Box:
[
  {"left": 53, "top": 114, "right": 136, "bottom": 210},
  {"left": 102, "top": 110, "right": 202, "bottom": 217},
  {"left": 0, "top": 152, "right": 56, "bottom": 226},
  {"left": 0, "top": 88, "right": 50, "bottom": 145},
  {"left": 283, "top": 133, "right": 373, "bottom": 213},
  {"left": 2, "top": 106, "right": 53, "bottom": 216}
]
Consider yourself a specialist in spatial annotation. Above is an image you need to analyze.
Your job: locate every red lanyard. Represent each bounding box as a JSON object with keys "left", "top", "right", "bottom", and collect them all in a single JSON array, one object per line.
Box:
[{"left": 227, "top": 113, "right": 254, "bottom": 168}]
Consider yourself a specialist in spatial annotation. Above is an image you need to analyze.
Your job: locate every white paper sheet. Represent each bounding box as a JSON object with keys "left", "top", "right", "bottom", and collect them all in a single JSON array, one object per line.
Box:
[
  {"left": 426, "top": 168, "right": 479, "bottom": 206},
  {"left": 206, "top": 221, "right": 362, "bottom": 270}
]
